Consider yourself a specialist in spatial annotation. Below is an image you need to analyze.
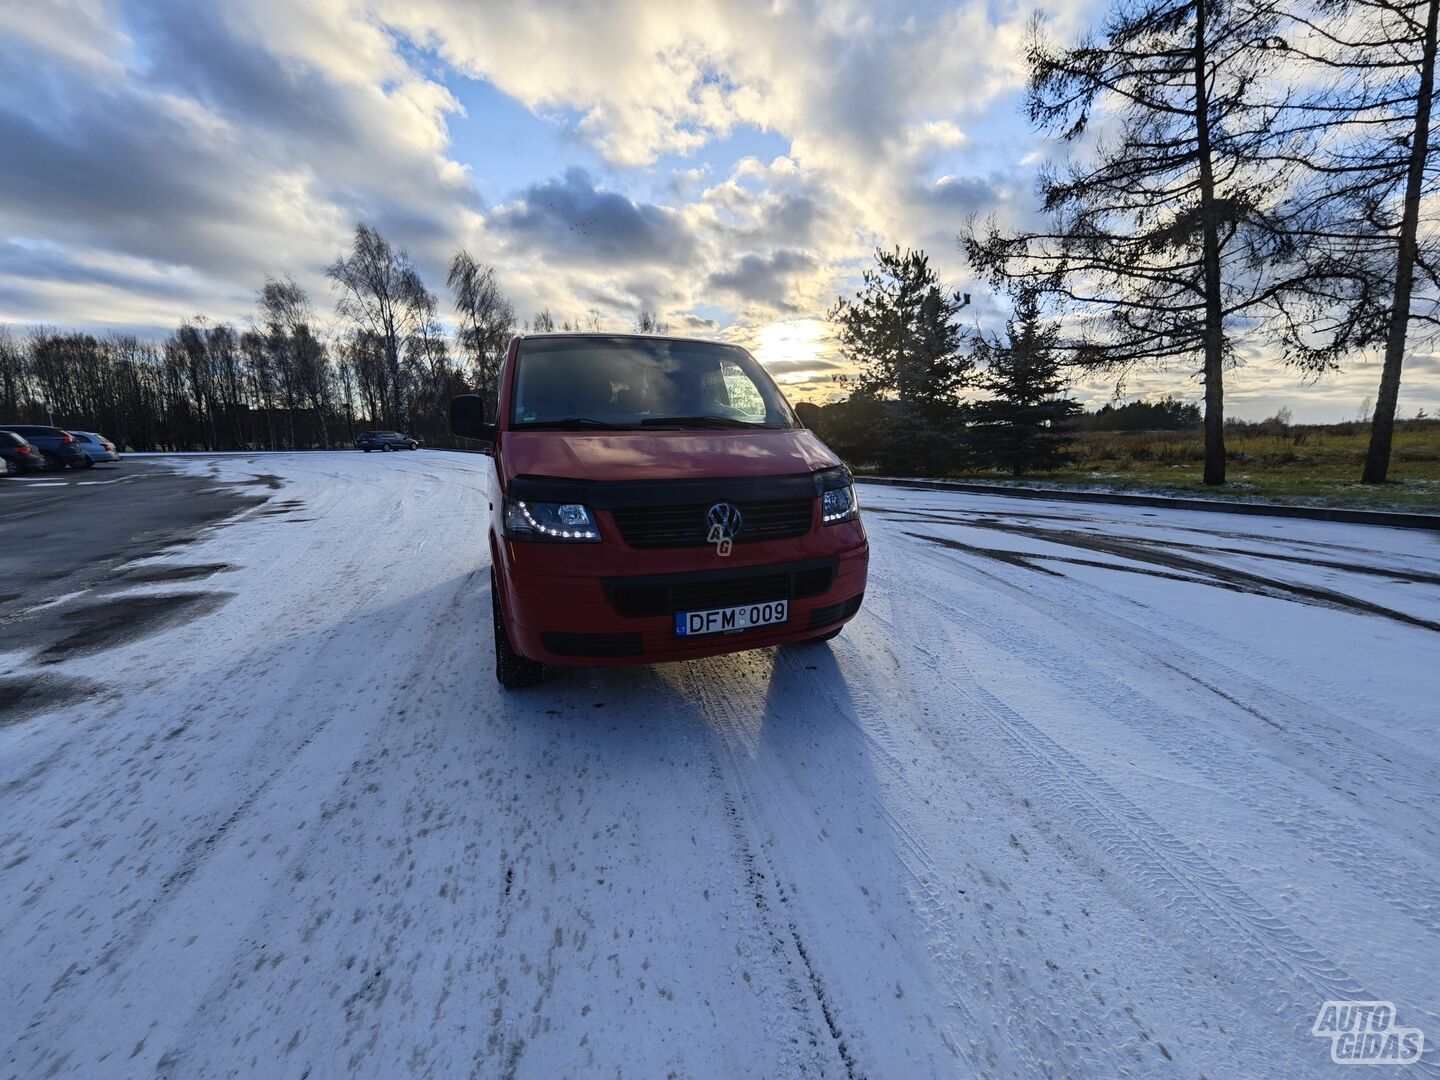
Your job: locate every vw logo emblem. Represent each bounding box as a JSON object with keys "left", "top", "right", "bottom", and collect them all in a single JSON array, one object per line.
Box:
[{"left": 705, "top": 501, "right": 743, "bottom": 542}]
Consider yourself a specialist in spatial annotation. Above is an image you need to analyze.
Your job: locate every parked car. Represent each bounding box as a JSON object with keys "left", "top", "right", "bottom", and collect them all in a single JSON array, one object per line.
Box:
[
  {"left": 0, "top": 454, "right": 8, "bottom": 477},
  {"left": 450, "top": 332, "right": 868, "bottom": 688},
  {"left": 0, "top": 431, "right": 53, "bottom": 473},
  {"left": 356, "top": 431, "right": 419, "bottom": 452},
  {"left": 68, "top": 430, "right": 122, "bottom": 464},
  {"left": 0, "top": 425, "right": 89, "bottom": 469}
]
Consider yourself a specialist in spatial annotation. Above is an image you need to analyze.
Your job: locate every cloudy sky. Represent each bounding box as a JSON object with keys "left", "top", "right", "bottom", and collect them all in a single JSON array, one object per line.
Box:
[{"left": 1, "top": 0, "right": 1435, "bottom": 421}]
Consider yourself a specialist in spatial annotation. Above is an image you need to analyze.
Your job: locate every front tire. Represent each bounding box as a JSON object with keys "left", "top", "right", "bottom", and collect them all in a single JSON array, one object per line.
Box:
[
  {"left": 492, "top": 570, "right": 546, "bottom": 689},
  {"left": 362, "top": 447, "right": 371, "bottom": 453}
]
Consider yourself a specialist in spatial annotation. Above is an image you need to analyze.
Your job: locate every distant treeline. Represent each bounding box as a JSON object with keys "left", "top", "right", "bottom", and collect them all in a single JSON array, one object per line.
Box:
[{"left": 0, "top": 224, "right": 611, "bottom": 452}]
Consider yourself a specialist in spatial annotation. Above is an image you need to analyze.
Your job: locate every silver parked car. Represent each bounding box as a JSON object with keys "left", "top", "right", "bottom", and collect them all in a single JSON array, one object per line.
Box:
[{"left": 69, "top": 430, "right": 122, "bottom": 464}]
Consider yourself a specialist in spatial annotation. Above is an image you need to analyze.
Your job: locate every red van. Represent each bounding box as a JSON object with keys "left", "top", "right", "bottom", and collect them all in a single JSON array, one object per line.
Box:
[{"left": 450, "top": 333, "right": 868, "bottom": 687}]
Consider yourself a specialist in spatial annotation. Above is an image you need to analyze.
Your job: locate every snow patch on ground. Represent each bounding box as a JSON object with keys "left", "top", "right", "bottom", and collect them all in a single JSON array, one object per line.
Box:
[{"left": 2, "top": 454, "right": 1437, "bottom": 1078}]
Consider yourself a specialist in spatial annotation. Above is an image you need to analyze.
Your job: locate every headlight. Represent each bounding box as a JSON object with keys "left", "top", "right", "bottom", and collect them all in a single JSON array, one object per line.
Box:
[
  {"left": 502, "top": 498, "right": 600, "bottom": 541},
  {"left": 816, "top": 467, "right": 859, "bottom": 525},
  {"left": 822, "top": 484, "right": 858, "bottom": 524}
]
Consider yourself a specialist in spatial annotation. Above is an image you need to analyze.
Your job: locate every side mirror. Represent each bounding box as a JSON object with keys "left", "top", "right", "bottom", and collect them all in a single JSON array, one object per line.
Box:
[
  {"left": 794, "top": 401, "right": 822, "bottom": 431},
  {"left": 450, "top": 394, "right": 496, "bottom": 442}
]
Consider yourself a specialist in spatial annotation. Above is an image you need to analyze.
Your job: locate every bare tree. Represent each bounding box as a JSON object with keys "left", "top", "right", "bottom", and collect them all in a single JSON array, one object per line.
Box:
[
  {"left": 1274, "top": 0, "right": 1439, "bottom": 481},
  {"left": 447, "top": 250, "right": 514, "bottom": 400},
  {"left": 634, "top": 309, "right": 669, "bottom": 333},
  {"left": 173, "top": 318, "right": 220, "bottom": 450},
  {"left": 0, "top": 327, "right": 26, "bottom": 419},
  {"left": 239, "top": 328, "right": 278, "bottom": 450},
  {"left": 293, "top": 324, "right": 332, "bottom": 448},
  {"left": 258, "top": 275, "right": 314, "bottom": 447},
  {"left": 327, "top": 224, "right": 429, "bottom": 428},
  {"left": 206, "top": 323, "right": 246, "bottom": 448},
  {"left": 965, "top": 0, "right": 1305, "bottom": 485}
]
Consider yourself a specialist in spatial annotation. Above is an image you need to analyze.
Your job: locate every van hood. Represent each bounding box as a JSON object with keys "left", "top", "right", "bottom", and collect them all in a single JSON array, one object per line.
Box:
[{"left": 500, "top": 428, "right": 840, "bottom": 484}]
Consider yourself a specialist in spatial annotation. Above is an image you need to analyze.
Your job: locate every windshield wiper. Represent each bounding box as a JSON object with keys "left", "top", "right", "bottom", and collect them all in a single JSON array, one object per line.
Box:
[
  {"left": 639, "top": 415, "right": 767, "bottom": 429},
  {"left": 515, "top": 417, "right": 633, "bottom": 430}
]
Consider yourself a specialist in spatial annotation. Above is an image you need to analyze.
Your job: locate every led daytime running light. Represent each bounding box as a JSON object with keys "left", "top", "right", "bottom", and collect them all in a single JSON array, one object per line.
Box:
[{"left": 515, "top": 499, "right": 598, "bottom": 540}]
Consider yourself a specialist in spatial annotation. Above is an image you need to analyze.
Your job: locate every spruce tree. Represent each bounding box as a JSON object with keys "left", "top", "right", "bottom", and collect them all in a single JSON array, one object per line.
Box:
[{"left": 967, "top": 289, "right": 1080, "bottom": 476}]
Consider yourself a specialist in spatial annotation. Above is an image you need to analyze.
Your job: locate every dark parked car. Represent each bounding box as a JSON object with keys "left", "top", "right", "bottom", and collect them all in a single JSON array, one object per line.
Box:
[
  {"left": 0, "top": 425, "right": 89, "bottom": 469},
  {"left": 356, "top": 430, "right": 419, "bottom": 452},
  {"left": 0, "top": 431, "right": 53, "bottom": 473}
]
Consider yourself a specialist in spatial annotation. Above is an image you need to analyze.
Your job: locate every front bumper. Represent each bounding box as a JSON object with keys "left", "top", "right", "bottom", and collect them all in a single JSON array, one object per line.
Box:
[{"left": 498, "top": 522, "right": 869, "bottom": 666}]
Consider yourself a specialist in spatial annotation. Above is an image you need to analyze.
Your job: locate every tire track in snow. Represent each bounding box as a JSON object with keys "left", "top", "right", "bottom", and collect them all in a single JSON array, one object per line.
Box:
[
  {"left": 899, "top": 532, "right": 1440, "bottom": 939},
  {"left": 870, "top": 523, "right": 1436, "bottom": 1068},
  {"left": 893, "top": 509, "right": 1438, "bottom": 817},
  {"left": 777, "top": 609, "right": 1182, "bottom": 1078},
  {"left": 682, "top": 658, "right": 863, "bottom": 1079},
  {"left": 679, "top": 644, "right": 1147, "bottom": 1078}
]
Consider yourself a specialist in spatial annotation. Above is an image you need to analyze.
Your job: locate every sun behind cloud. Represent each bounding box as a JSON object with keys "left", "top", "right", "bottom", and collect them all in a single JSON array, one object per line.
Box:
[{"left": 753, "top": 319, "right": 833, "bottom": 380}]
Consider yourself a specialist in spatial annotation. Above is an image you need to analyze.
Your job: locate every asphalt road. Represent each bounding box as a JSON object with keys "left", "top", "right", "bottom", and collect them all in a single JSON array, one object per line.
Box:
[{"left": 0, "top": 459, "right": 267, "bottom": 617}]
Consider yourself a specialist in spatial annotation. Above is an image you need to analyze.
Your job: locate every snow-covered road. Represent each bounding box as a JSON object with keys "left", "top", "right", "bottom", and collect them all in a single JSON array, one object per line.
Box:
[{"left": 3, "top": 452, "right": 1437, "bottom": 1079}]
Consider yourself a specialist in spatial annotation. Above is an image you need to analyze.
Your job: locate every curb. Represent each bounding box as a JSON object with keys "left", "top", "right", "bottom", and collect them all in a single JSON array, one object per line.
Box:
[{"left": 855, "top": 476, "right": 1440, "bottom": 531}]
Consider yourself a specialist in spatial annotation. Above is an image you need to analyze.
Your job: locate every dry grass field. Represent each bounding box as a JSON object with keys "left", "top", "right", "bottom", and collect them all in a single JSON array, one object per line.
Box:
[{"left": 944, "top": 420, "right": 1440, "bottom": 512}]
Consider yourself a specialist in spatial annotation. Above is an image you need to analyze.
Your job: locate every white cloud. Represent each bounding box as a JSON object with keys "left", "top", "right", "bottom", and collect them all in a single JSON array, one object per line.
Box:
[{"left": 0, "top": 0, "right": 1433, "bottom": 421}]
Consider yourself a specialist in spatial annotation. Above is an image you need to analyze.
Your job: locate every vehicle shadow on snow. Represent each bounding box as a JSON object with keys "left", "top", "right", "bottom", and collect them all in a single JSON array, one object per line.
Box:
[{"left": 486, "top": 625, "right": 865, "bottom": 761}]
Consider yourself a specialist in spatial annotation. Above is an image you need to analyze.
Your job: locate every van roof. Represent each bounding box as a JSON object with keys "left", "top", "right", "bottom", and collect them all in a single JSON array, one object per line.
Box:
[{"left": 514, "top": 331, "right": 735, "bottom": 348}]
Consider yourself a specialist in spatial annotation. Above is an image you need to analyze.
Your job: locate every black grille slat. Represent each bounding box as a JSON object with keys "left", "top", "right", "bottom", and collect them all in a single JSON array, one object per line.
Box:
[
  {"left": 602, "top": 558, "right": 838, "bottom": 618},
  {"left": 672, "top": 574, "right": 791, "bottom": 612},
  {"left": 611, "top": 498, "right": 813, "bottom": 549},
  {"left": 541, "top": 631, "right": 644, "bottom": 657}
]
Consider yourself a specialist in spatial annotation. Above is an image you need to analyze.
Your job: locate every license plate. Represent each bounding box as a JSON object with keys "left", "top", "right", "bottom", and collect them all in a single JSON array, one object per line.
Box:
[{"left": 674, "top": 599, "right": 788, "bottom": 637}]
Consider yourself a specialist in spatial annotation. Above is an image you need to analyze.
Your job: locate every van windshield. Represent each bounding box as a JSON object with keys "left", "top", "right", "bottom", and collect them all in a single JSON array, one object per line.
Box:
[{"left": 510, "top": 337, "right": 798, "bottom": 430}]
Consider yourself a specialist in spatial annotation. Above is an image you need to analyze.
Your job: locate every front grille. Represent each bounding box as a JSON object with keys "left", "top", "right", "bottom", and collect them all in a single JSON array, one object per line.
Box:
[
  {"left": 672, "top": 573, "right": 791, "bottom": 613},
  {"left": 604, "top": 559, "right": 837, "bottom": 618},
  {"left": 610, "top": 498, "right": 814, "bottom": 548}
]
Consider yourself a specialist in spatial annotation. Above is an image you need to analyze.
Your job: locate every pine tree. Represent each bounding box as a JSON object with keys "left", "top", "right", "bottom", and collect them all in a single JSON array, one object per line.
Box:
[{"left": 967, "top": 290, "right": 1080, "bottom": 476}]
